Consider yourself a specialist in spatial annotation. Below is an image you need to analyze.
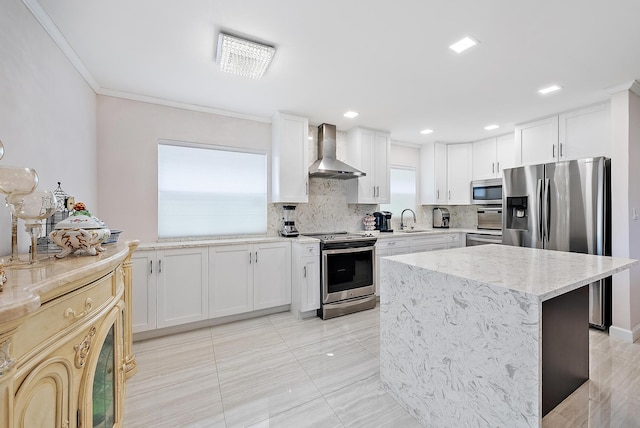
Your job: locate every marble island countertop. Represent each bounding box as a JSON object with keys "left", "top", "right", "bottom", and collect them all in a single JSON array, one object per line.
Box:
[{"left": 385, "top": 244, "right": 637, "bottom": 301}]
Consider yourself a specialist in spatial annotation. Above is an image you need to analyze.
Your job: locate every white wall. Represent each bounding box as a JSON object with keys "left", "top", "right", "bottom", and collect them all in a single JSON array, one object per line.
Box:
[
  {"left": 610, "top": 87, "right": 640, "bottom": 341},
  {"left": 0, "top": 0, "right": 97, "bottom": 257},
  {"left": 97, "top": 96, "right": 271, "bottom": 243}
]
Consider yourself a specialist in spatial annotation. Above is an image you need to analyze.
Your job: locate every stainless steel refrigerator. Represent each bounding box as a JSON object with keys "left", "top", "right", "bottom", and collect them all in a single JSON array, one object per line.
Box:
[{"left": 502, "top": 157, "right": 611, "bottom": 329}]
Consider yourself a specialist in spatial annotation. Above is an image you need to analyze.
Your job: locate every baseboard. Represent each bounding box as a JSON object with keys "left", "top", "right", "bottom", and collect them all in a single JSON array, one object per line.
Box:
[
  {"left": 133, "top": 305, "right": 290, "bottom": 341},
  {"left": 609, "top": 322, "right": 640, "bottom": 343}
]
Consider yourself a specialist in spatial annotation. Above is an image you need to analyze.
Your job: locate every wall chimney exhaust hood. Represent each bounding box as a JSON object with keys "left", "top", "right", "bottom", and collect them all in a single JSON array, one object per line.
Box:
[{"left": 309, "top": 124, "right": 365, "bottom": 179}]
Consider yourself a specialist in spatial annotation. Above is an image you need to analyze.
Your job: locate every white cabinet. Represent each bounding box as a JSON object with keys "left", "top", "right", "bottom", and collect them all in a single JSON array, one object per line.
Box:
[
  {"left": 209, "top": 241, "right": 291, "bottom": 317},
  {"left": 516, "top": 103, "right": 610, "bottom": 166},
  {"left": 291, "top": 241, "right": 320, "bottom": 318},
  {"left": 346, "top": 127, "right": 391, "bottom": 203},
  {"left": 472, "top": 134, "right": 516, "bottom": 180},
  {"left": 515, "top": 116, "right": 559, "bottom": 166},
  {"left": 132, "top": 247, "right": 209, "bottom": 332},
  {"left": 272, "top": 112, "right": 309, "bottom": 203},
  {"left": 374, "top": 237, "right": 412, "bottom": 295},
  {"left": 254, "top": 241, "right": 292, "bottom": 310},
  {"left": 446, "top": 143, "right": 472, "bottom": 204},
  {"left": 410, "top": 233, "right": 463, "bottom": 253},
  {"left": 131, "top": 250, "right": 157, "bottom": 333},
  {"left": 209, "top": 244, "right": 254, "bottom": 317},
  {"left": 558, "top": 102, "right": 610, "bottom": 160},
  {"left": 420, "top": 142, "right": 448, "bottom": 204}
]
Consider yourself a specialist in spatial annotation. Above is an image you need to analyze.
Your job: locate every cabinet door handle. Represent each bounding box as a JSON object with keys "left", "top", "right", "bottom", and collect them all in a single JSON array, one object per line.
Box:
[
  {"left": 255, "top": 251, "right": 258, "bottom": 263},
  {"left": 306, "top": 181, "right": 308, "bottom": 195},
  {"left": 158, "top": 260, "right": 161, "bottom": 273},
  {"left": 492, "top": 162, "right": 495, "bottom": 174},
  {"left": 150, "top": 260, "right": 153, "bottom": 274},
  {"left": 249, "top": 252, "right": 252, "bottom": 264},
  {"left": 449, "top": 190, "right": 451, "bottom": 200},
  {"left": 552, "top": 144, "right": 556, "bottom": 158},
  {"left": 497, "top": 161, "right": 500, "bottom": 172},
  {"left": 436, "top": 190, "right": 439, "bottom": 199},
  {"left": 373, "top": 186, "right": 376, "bottom": 198},
  {"left": 560, "top": 144, "right": 563, "bottom": 157},
  {"left": 303, "top": 266, "right": 307, "bottom": 278}
]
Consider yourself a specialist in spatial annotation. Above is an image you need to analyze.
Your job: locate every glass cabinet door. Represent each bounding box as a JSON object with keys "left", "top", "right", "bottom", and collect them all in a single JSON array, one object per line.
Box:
[{"left": 92, "top": 325, "right": 115, "bottom": 428}]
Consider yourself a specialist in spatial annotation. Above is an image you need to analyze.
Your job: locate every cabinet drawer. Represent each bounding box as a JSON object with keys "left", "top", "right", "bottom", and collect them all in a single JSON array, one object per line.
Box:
[
  {"left": 13, "top": 272, "right": 118, "bottom": 361},
  {"left": 299, "top": 244, "right": 319, "bottom": 257},
  {"left": 376, "top": 238, "right": 410, "bottom": 250}
]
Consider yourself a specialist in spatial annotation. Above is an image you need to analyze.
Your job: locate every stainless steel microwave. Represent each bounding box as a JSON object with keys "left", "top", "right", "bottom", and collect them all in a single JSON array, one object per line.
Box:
[{"left": 471, "top": 178, "right": 503, "bottom": 205}]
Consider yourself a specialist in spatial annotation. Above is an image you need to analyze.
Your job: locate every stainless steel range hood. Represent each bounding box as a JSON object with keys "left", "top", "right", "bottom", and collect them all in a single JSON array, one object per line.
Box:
[{"left": 309, "top": 123, "right": 365, "bottom": 179}]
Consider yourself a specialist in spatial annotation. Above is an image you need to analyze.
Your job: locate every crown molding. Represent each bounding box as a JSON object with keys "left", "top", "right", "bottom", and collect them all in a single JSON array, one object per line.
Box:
[
  {"left": 22, "top": 0, "right": 99, "bottom": 92},
  {"left": 98, "top": 89, "right": 271, "bottom": 123},
  {"left": 606, "top": 80, "right": 640, "bottom": 97}
]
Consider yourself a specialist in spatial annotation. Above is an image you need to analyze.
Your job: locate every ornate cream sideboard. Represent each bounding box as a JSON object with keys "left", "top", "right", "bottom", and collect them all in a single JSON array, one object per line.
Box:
[{"left": 0, "top": 241, "right": 138, "bottom": 428}]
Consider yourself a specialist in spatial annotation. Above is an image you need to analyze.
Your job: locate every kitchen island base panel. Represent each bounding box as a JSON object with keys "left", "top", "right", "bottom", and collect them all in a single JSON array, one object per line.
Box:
[
  {"left": 379, "top": 260, "right": 541, "bottom": 427},
  {"left": 542, "top": 285, "right": 589, "bottom": 416}
]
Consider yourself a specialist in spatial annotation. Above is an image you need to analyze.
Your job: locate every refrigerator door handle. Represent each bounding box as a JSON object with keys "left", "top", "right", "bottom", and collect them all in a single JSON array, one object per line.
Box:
[
  {"left": 537, "top": 179, "right": 543, "bottom": 241},
  {"left": 544, "top": 178, "right": 551, "bottom": 242}
]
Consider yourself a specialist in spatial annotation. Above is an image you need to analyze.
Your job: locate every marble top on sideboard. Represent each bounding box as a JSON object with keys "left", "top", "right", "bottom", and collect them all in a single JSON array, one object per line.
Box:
[
  {"left": 0, "top": 243, "right": 133, "bottom": 325},
  {"left": 385, "top": 244, "right": 637, "bottom": 301}
]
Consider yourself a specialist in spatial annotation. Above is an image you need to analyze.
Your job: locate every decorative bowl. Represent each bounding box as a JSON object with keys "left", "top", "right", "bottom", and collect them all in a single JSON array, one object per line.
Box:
[{"left": 49, "top": 215, "right": 111, "bottom": 258}]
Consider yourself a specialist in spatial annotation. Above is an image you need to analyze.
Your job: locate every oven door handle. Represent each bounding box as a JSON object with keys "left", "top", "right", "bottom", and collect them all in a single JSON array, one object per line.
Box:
[{"left": 322, "top": 246, "right": 375, "bottom": 255}]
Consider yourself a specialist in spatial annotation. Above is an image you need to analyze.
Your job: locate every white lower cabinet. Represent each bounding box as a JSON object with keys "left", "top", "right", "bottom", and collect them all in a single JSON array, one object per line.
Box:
[
  {"left": 375, "top": 233, "right": 465, "bottom": 294},
  {"left": 209, "top": 241, "right": 292, "bottom": 317},
  {"left": 209, "top": 244, "right": 254, "bottom": 317},
  {"left": 411, "top": 233, "right": 463, "bottom": 253},
  {"left": 374, "top": 238, "right": 412, "bottom": 295},
  {"left": 131, "top": 247, "right": 208, "bottom": 332},
  {"left": 291, "top": 241, "right": 320, "bottom": 318}
]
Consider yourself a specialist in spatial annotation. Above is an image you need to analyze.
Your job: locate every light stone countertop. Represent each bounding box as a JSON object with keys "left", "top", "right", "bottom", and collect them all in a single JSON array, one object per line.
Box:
[
  {"left": 385, "top": 244, "right": 637, "bottom": 302},
  {"left": 0, "top": 242, "right": 133, "bottom": 324},
  {"left": 137, "top": 235, "right": 318, "bottom": 251},
  {"left": 364, "top": 227, "right": 501, "bottom": 239}
]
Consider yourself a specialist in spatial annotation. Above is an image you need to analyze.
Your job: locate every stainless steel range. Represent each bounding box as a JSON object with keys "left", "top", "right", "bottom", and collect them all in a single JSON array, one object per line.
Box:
[{"left": 304, "top": 232, "right": 377, "bottom": 320}]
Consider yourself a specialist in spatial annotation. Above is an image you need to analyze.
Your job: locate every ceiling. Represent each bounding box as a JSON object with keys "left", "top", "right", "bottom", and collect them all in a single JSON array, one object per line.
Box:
[{"left": 32, "top": 0, "right": 640, "bottom": 144}]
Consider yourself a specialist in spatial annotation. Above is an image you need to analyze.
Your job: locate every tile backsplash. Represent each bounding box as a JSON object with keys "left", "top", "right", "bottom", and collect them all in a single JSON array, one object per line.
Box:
[{"left": 269, "top": 181, "right": 477, "bottom": 235}]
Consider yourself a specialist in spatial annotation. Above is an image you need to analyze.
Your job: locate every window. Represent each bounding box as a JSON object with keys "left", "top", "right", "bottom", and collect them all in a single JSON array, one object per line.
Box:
[
  {"left": 158, "top": 141, "right": 267, "bottom": 238},
  {"left": 379, "top": 167, "right": 417, "bottom": 218}
]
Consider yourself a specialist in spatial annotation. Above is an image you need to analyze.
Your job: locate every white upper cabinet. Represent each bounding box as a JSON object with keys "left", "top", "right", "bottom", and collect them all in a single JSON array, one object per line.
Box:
[
  {"left": 558, "top": 102, "right": 610, "bottom": 160},
  {"left": 496, "top": 133, "right": 516, "bottom": 173},
  {"left": 272, "top": 112, "right": 309, "bottom": 203},
  {"left": 420, "top": 142, "right": 447, "bottom": 205},
  {"left": 446, "top": 143, "right": 472, "bottom": 204},
  {"left": 346, "top": 127, "right": 391, "bottom": 204},
  {"left": 515, "top": 116, "right": 559, "bottom": 166},
  {"left": 515, "top": 102, "right": 610, "bottom": 166},
  {"left": 472, "top": 133, "right": 516, "bottom": 180}
]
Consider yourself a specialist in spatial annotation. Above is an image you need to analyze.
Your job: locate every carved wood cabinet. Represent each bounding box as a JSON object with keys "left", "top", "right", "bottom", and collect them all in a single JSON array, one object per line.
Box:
[{"left": 0, "top": 241, "right": 138, "bottom": 428}]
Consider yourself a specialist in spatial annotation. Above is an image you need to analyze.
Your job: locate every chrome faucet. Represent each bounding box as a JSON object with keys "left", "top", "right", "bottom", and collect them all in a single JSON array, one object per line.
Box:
[{"left": 401, "top": 209, "right": 417, "bottom": 230}]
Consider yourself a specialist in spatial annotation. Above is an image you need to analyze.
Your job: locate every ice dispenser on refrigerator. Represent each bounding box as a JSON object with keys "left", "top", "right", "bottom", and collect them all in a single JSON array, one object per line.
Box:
[{"left": 505, "top": 196, "right": 528, "bottom": 230}]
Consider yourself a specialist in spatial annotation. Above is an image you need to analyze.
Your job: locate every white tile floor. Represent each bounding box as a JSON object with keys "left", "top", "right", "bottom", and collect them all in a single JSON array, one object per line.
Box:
[{"left": 124, "top": 306, "right": 640, "bottom": 427}]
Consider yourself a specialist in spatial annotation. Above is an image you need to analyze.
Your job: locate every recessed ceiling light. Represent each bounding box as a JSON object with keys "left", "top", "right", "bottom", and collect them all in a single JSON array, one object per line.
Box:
[
  {"left": 484, "top": 124, "right": 500, "bottom": 131},
  {"left": 538, "top": 85, "right": 562, "bottom": 95},
  {"left": 344, "top": 111, "right": 359, "bottom": 119},
  {"left": 449, "top": 36, "right": 478, "bottom": 54},
  {"left": 216, "top": 33, "right": 275, "bottom": 79},
  {"left": 420, "top": 129, "right": 434, "bottom": 135}
]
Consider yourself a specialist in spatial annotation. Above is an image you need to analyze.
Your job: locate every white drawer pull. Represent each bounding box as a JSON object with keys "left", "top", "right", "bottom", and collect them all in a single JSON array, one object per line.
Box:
[{"left": 65, "top": 298, "right": 93, "bottom": 320}]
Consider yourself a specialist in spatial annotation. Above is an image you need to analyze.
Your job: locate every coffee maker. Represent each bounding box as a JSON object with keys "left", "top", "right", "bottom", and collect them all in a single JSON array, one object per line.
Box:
[
  {"left": 280, "top": 205, "right": 299, "bottom": 237},
  {"left": 373, "top": 211, "right": 393, "bottom": 232}
]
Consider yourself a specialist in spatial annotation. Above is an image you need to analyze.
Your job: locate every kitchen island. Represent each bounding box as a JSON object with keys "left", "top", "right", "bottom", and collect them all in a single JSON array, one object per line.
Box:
[{"left": 379, "top": 244, "right": 636, "bottom": 428}]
